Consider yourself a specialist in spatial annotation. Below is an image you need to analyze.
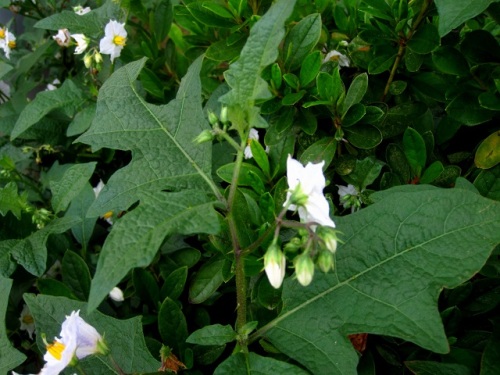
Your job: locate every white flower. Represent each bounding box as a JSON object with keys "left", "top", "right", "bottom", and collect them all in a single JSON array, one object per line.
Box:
[
  {"left": 244, "top": 128, "right": 259, "bottom": 159},
  {"left": 109, "top": 287, "right": 124, "bottom": 302},
  {"left": 1, "top": 30, "right": 16, "bottom": 59},
  {"left": 38, "top": 310, "right": 106, "bottom": 375},
  {"left": 284, "top": 155, "right": 335, "bottom": 229},
  {"left": 92, "top": 180, "right": 113, "bottom": 225},
  {"left": 99, "top": 20, "right": 127, "bottom": 63},
  {"left": 337, "top": 184, "right": 357, "bottom": 200},
  {"left": 46, "top": 78, "right": 61, "bottom": 91},
  {"left": 336, "top": 183, "right": 361, "bottom": 213},
  {"left": 323, "top": 50, "right": 350, "bottom": 68},
  {"left": 19, "top": 304, "right": 35, "bottom": 339},
  {"left": 53, "top": 29, "right": 70, "bottom": 47},
  {"left": 73, "top": 5, "right": 91, "bottom": 15},
  {"left": 70, "top": 34, "right": 89, "bottom": 54},
  {"left": 264, "top": 243, "right": 286, "bottom": 289}
]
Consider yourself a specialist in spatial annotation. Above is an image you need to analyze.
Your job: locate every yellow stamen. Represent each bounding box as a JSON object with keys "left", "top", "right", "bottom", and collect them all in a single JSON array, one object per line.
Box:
[
  {"left": 103, "top": 211, "right": 114, "bottom": 219},
  {"left": 0, "top": 28, "right": 5, "bottom": 39},
  {"left": 46, "top": 341, "right": 65, "bottom": 360},
  {"left": 112, "top": 35, "right": 126, "bottom": 46},
  {"left": 22, "top": 314, "right": 34, "bottom": 324},
  {"left": 8, "top": 41, "right": 15, "bottom": 49}
]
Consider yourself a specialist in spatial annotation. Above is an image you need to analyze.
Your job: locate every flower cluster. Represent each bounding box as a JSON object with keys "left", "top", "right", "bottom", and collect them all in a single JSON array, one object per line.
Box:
[
  {"left": 0, "top": 27, "right": 16, "bottom": 59},
  {"left": 15, "top": 310, "right": 108, "bottom": 375},
  {"left": 52, "top": 11, "right": 127, "bottom": 66},
  {"left": 264, "top": 156, "right": 339, "bottom": 289}
]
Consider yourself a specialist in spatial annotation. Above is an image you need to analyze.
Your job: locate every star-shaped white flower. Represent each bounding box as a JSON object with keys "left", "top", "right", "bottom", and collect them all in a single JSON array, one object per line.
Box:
[
  {"left": 70, "top": 34, "right": 89, "bottom": 55},
  {"left": 0, "top": 29, "right": 16, "bottom": 59},
  {"left": 19, "top": 304, "right": 35, "bottom": 339},
  {"left": 99, "top": 20, "right": 127, "bottom": 63},
  {"left": 284, "top": 155, "right": 335, "bottom": 229}
]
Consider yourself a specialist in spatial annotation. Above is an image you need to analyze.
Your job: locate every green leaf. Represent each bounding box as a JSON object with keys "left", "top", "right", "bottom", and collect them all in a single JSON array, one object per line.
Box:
[
  {"left": 339, "top": 73, "right": 368, "bottom": 116},
  {"left": 262, "top": 187, "right": 500, "bottom": 375},
  {"left": 434, "top": 0, "right": 496, "bottom": 37},
  {"left": 0, "top": 182, "right": 27, "bottom": 220},
  {"left": 344, "top": 124, "right": 382, "bottom": 149},
  {"left": 447, "top": 93, "right": 495, "bottom": 126},
  {"left": 432, "top": 46, "right": 470, "bottom": 76},
  {"left": 25, "top": 294, "right": 160, "bottom": 373},
  {"left": 189, "top": 256, "right": 226, "bottom": 304},
  {"left": 34, "top": 10, "right": 103, "bottom": 36},
  {"left": 77, "top": 57, "right": 214, "bottom": 216},
  {"left": 474, "top": 164, "right": 500, "bottom": 201},
  {"left": 62, "top": 250, "right": 91, "bottom": 301},
  {"left": 11, "top": 79, "right": 86, "bottom": 140},
  {"left": 481, "top": 331, "right": 500, "bottom": 375},
  {"left": 206, "top": 35, "right": 247, "bottom": 62},
  {"left": 0, "top": 240, "right": 18, "bottom": 277},
  {"left": 380, "top": 102, "right": 428, "bottom": 139},
  {"left": 368, "top": 53, "right": 397, "bottom": 75},
  {"left": 403, "top": 127, "right": 427, "bottom": 176},
  {"left": 187, "top": 324, "right": 237, "bottom": 346},
  {"left": 0, "top": 277, "right": 26, "bottom": 373},
  {"left": 214, "top": 352, "right": 308, "bottom": 374},
  {"left": 37, "top": 278, "right": 78, "bottom": 299},
  {"left": 186, "top": 2, "right": 237, "bottom": 28},
  {"left": 220, "top": 0, "right": 297, "bottom": 112},
  {"left": 342, "top": 103, "right": 366, "bottom": 127},
  {"left": 342, "top": 157, "right": 384, "bottom": 191},
  {"left": 0, "top": 61, "right": 13, "bottom": 80},
  {"left": 283, "top": 13, "right": 322, "bottom": 71},
  {"left": 65, "top": 183, "right": 98, "bottom": 249},
  {"left": 158, "top": 297, "right": 188, "bottom": 354},
  {"left": 299, "top": 51, "right": 322, "bottom": 87},
  {"left": 299, "top": 137, "right": 337, "bottom": 169},
  {"left": 217, "top": 163, "right": 267, "bottom": 187},
  {"left": 250, "top": 141, "right": 271, "bottom": 177},
  {"left": 407, "top": 24, "right": 440, "bottom": 54},
  {"left": 66, "top": 104, "right": 96, "bottom": 137},
  {"left": 475, "top": 131, "right": 500, "bottom": 169},
  {"left": 134, "top": 267, "right": 160, "bottom": 307},
  {"left": 405, "top": 361, "right": 474, "bottom": 375},
  {"left": 461, "top": 30, "right": 500, "bottom": 64},
  {"left": 88, "top": 190, "right": 219, "bottom": 312},
  {"left": 50, "top": 162, "right": 96, "bottom": 214},
  {"left": 11, "top": 216, "right": 81, "bottom": 276},
  {"left": 160, "top": 266, "right": 188, "bottom": 301},
  {"left": 154, "top": 0, "right": 173, "bottom": 43},
  {"left": 420, "top": 161, "right": 445, "bottom": 184}
]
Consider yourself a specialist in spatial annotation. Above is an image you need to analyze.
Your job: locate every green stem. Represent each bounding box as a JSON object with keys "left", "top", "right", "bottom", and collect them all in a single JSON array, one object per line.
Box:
[
  {"left": 227, "top": 135, "right": 249, "bottom": 347},
  {"left": 215, "top": 128, "right": 244, "bottom": 153},
  {"left": 381, "top": 0, "right": 431, "bottom": 101}
]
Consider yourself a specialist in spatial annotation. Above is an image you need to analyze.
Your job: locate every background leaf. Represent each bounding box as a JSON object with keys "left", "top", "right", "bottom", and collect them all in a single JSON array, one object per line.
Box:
[
  {"left": 214, "top": 352, "right": 308, "bottom": 374},
  {"left": 77, "top": 56, "right": 213, "bottom": 216},
  {"left": 256, "top": 186, "right": 500, "bottom": 375},
  {"left": 434, "top": 0, "right": 496, "bottom": 37},
  {"left": 88, "top": 190, "right": 219, "bottom": 311},
  {"left": 283, "top": 13, "right": 322, "bottom": 71}
]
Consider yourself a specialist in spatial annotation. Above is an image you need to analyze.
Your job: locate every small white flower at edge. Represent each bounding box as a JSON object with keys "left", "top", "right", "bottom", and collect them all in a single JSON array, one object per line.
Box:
[
  {"left": 323, "top": 50, "right": 350, "bottom": 68},
  {"left": 244, "top": 128, "right": 270, "bottom": 159},
  {"left": 46, "top": 78, "right": 61, "bottom": 91},
  {"left": 99, "top": 20, "right": 127, "bottom": 63},
  {"left": 71, "top": 34, "right": 89, "bottom": 55},
  {"left": 0, "top": 30, "right": 16, "bottom": 59},
  {"left": 19, "top": 304, "right": 35, "bottom": 340},
  {"left": 73, "top": 5, "right": 91, "bottom": 15},
  {"left": 93, "top": 180, "right": 105, "bottom": 198},
  {"left": 284, "top": 155, "right": 335, "bottom": 229},
  {"left": 109, "top": 287, "right": 124, "bottom": 302}
]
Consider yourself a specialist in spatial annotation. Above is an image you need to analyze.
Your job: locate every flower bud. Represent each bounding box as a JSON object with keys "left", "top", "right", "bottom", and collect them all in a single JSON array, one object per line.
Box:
[
  {"left": 317, "top": 226, "right": 338, "bottom": 253},
  {"left": 83, "top": 52, "right": 93, "bottom": 69},
  {"left": 294, "top": 253, "right": 314, "bottom": 287},
  {"left": 208, "top": 110, "right": 219, "bottom": 126},
  {"left": 317, "top": 251, "right": 334, "bottom": 273},
  {"left": 109, "top": 286, "right": 124, "bottom": 302},
  {"left": 94, "top": 51, "right": 103, "bottom": 64},
  {"left": 220, "top": 106, "right": 228, "bottom": 124},
  {"left": 284, "top": 237, "right": 302, "bottom": 253},
  {"left": 193, "top": 129, "right": 214, "bottom": 144},
  {"left": 264, "top": 242, "right": 286, "bottom": 289}
]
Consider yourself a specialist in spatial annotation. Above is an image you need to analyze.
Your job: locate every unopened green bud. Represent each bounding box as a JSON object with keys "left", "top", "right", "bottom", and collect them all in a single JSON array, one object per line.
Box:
[
  {"left": 317, "top": 251, "right": 334, "bottom": 273},
  {"left": 193, "top": 129, "right": 214, "bottom": 144},
  {"left": 83, "top": 52, "right": 93, "bottom": 69},
  {"left": 220, "top": 106, "right": 228, "bottom": 124},
  {"left": 94, "top": 51, "right": 103, "bottom": 64},
  {"left": 208, "top": 110, "right": 219, "bottom": 126},
  {"left": 294, "top": 253, "right": 314, "bottom": 287},
  {"left": 284, "top": 237, "right": 302, "bottom": 253},
  {"left": 317, "top": 226, "right": 338, "bottom": 253},
  {"left": 264, "top": 242, "right": 286, "bottom": 289}
]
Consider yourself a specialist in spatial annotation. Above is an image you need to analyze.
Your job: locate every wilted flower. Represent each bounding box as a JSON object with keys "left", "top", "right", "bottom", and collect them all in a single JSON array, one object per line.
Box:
[
  {"left": 73, "top": 5, "right": 91, "bottom": 15},
  {"left": 264, "top": 242, "right": 286, "bottom": 289},
  {"left": 323, "top": 50, "right": 350, "bottom": 68},
  {"left": 109, "top": 287, "right": 124, "bottom": 302},
  {"left": 99, "top": 20, "right": 127, "bottom": 62},
  {"left": 53, "top": 29, "right": 71, "bottom": 47},
  {"left": 284, "top": 156, "right": 335, "bottom": 229},
  {"left": 19, "top": 304, "right": 35, "bottom": 339},
  {"left": 70, "top": 34, "right": 89, "bottom": 54}
]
